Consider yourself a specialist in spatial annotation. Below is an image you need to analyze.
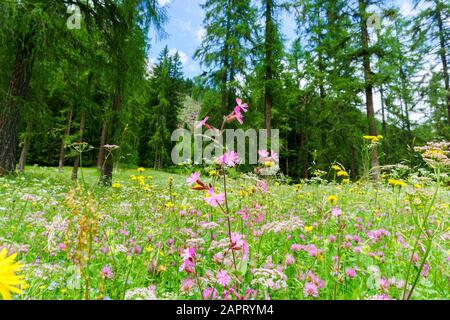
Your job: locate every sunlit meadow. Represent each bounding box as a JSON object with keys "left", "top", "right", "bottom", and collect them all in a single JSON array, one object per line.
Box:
[{"left": 0, "top": 152, "right": 449, "bottom": 300}]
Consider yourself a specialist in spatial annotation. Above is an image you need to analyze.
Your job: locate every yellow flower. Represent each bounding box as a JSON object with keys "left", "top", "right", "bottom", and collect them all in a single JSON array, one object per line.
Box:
[
  {"left": 363, "top": 135, "right": 383, "bottom": 144},
  {"left": 337, "top": 171, "right": 349, "bottom": 178},
  {"left": 327, "top": 195, "right": 337, "bottom": 204},
  {"left": 304, "top": 226, "right": 314, "bottom": 233},
  {"left": 294, "top": 184, "right": 302, "bottom": 192},
  {"left": 112, "top": 182, "right": 121, "bottom": 189},
  {"left": 342, "top": 179, "right": 350, "bottom": 184},
  {"left": 209, "top": 170, "right": 219, "bottom": 177},
  {"left": 137, "top": 167, "right": 145, "bottom": 173},
  {"left": 165, "top": 202, "right": 174, "bottom": 208},
  {"left": 331, "top": 165, "right": 342, "bottom": 171},
  {"left": 388, "top": 179, "right": 406, "bottom": 188},
  {"left": 264, "top": 161, "right": 274, "bottom": 167},
  {"left": 0, "top": 248, "right": 26, "bottom": 300},
  {"left": 414, "top": 184, "right": 422, "bottom": 189}
]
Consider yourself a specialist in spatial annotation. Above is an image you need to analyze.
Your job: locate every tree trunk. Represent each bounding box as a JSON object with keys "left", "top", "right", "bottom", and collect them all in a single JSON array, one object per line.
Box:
[
  {"left": 264, "top": 0, "right": 273, "bottom": 139},
  {"left": 97, "top": 121, "right": 107, "bottom": 171},
  {"left": 72, "top": 110, "right": 86, "bottom": 180},
  {"left": 18, "top": 120, "right": 32, "bottom": 172},
  {"left": 58, "top": 107, "right": 73, "bottom": 171},
  {"left": 0, "top": 35, "right": 34, "bottom": 176},
  {"left": 359, "top": 0, "right": 380, "bottom": 181},
  {"left": 100, "top": 84, "right": 122, "bottom": 186},
  {"left": 436, "top": 4, "right": 450, "bottom": 125},
  {"left": 380, "top": 84, "right": 388, "bottom": 161},
  {"left": 221, "top": 0, "right": 232, "bottom": 113}
]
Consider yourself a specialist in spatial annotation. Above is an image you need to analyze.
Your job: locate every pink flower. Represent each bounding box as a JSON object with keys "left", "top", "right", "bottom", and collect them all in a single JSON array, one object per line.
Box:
[
  {"left": 217, "top": 151, "right": 240, "bottom": 167},
  {"left": 216, "top": 270, "right": 231, "bottom": 287},
  {"left": 186, "top": 172, "right": 201, "bottom": 185},
  {"left": 421, "top": 264, "right": 429, "bottom": 277},
  {"left": 204, "top": 187, "right": 225, "bottom": 207},
  {"left": 346, "top": 268, "right": 357, "bottom": 278},
  {"left": 180, "top": 278, "right": 195, "bottom": 292},
  {"left": 258, "top": 150, "right": 270, "bottom": 158},
  {"left": 236, "top": 98, "right": 248, "bottom": 113},
  {"left": 331, "top": 207, "right": 342, "bottom": 217},
  {"left": 202, "top": 288, "right": 218, "bottom": 300},
  {"left": 285, "top": 254, "right": 296, "bottom": 266},
  {"left": 57, "top": 243, "right": 66, "bottom": 251},
  {"left": 101, "top": 265, "right": 114, "bottom": 279},
  {"left": 258, "top": 150, "right": 279, "bottom": 163},
  {"left": 196, "top": 116, "right": 209, "bottom": 129},
  {"left": 304, "top": 282, "right": 318, "bottom": 298},
  {"left": 179, "top": 248, "right": 196, "bottom": 274}
]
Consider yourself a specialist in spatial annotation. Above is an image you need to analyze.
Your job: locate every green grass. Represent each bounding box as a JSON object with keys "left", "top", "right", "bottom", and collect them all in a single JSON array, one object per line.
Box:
[{"left": 0, "top": 166, "right": 448, "bottom": 300}]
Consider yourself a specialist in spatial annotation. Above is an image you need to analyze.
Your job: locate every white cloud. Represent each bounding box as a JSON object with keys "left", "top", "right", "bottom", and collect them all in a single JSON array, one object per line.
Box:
[
  {"left": 169, "top": 49, "right": 189, "bottom": 66},
  {"left": 196, "top": 28, "right": 206, "bottom": 43},
  {"left": 157, "top": 0, "right": 171, "bottom": 7}
]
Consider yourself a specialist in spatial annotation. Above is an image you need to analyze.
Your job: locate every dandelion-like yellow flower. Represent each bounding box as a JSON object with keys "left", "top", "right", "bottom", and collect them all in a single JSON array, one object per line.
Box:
[
  {"left": 388, "top": 179, "right": 406, "bottom": 188},
  {"left": 304, "top": 226, "right": 314, "bottom": 233},
  {"left": 331, "top": 165, "right": 342, "bottom": 171},
  {"left": 294, "top": 184, "right": 302, "bottom": 192},
  {"left": 327, "top": 195, "right": 337, "bottom": 204},
  {"left": 112, "top": 182, "right": 121, "bottom": 189},
  {"left": 363, "top": 135, "right": 383, "bottom": 144},
  {"left": 137, "top": 167, "right": 145, "bottom": 173},
  {"left": 165, "top": 202, "right": 174, "bottom": 208},
  {"left": 0, "top": 248, "right": 26, "bottom": 300},
  {"left": 337, "top": 171, "right": 349, "bottom": 178},
  {"left": 209, "top": 170, "right": 219, "bottom": 177}
]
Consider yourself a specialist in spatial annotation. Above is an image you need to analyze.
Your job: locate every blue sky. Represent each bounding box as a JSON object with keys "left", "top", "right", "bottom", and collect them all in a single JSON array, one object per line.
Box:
[{"left": 149, "top": 0, "right": 418, "bottom": 79}]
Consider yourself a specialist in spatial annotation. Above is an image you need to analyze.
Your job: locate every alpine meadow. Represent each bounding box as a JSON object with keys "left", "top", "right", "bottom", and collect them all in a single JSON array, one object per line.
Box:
[{"left": 0, "top": 0, "right": 449, "bottom": 302}]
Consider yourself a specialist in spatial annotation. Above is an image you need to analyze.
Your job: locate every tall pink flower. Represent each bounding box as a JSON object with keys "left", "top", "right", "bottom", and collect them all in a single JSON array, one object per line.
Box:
[
  {"left": 204, "top": 187, "right": 225, "bottom": 207},
  {"left": 186, "top": 172, "right": 201, "bottom": 185},
  {"left": 196, "top": 116, "right": 209, "bottom": 129},
  {"left": 236, "top": 98, "right": 248, "bottom": 113},
  {"left": 217, "top": 151, "right": 240, "bottom": 167},
  {"left": 179, "top": 248, "right": 196, "bottom": 274}
]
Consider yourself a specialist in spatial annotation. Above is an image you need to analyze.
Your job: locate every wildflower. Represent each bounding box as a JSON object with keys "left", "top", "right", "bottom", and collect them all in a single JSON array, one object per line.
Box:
[
  {"left": 202, "top": 288, "right": 218, "bottom": 300},
  {"left": 217, "top": 151, "right": 240, "bottom": 167},
  {"left": 337, "top": 171, "right": 349, "bottom": 178},
  {"left": 165, "top": 202, "right": 174, "bottom": 209},
  {"left": 388, "top": 179, "right": 406, "bottom": 188},
  {"left": 101, "top": 265, "right": 114, "bottom": 279},
  {"left": 285, "top": 254, "right": 296, "bottom": 266},
  {"left": 208, "top": 169, "right": 219, "bottom": 177},
  {"left": 345, "top": 268, "right": 357, "bottom": 279},
  {"left": 363, "top": 135, "right": 383, "bottom": 144},
  {"left": 216, "top": 270, "right": 231, "bottom": 288},
  {"left": 179, "top": 248, "right": 196, "bottom": 274},
  {"left": 112, "top": 182, "right": 121, "bottom": 189},
  {"left": 204, "top": 188, "right": 225, "bottom": 207},
  {"left": 235, "top": 98, "right": 248, "bottom": 113},
  {"left": 332, "top": 164, "right": 342, "bottom": 171},
  {"left": 304, "top": 282, "right": 318, "bottom": 298},
  {"left": 304, "top": 226, "right": 314, "bottom": 233},
  {"left": 180, "top": 278, "right": 194, "bottom": 292},
  {"left": 327, "top": 195, "right": 337, "bottom": 204},
  {"left": 186, "top": 172, "right": 201, "bottom": 185},
  {"left": 0, "top": 248, "right": 26, "bottom": 300},
  {"left": 196, "top": 116, "right": 209, "bottom": 129},
  {"left": 137, "top": 167, "right": 145, "bottom": 173},
  {"left": 331, "top": 207, "right": 342, "bottom": 218}
]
